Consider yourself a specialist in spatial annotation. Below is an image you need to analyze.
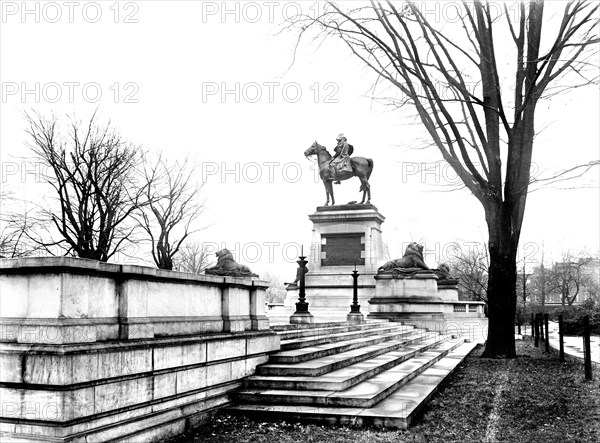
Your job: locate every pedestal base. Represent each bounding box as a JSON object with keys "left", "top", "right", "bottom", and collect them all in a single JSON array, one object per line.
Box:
[
  {"left": 290, "top": 311, "right": 315, "bottom": 324},
  {"left": 368, "top": 273, "right": 486, "bottom": 342},
  {"left": 346, "top": 311, "right": 365, "bottom": 323}
]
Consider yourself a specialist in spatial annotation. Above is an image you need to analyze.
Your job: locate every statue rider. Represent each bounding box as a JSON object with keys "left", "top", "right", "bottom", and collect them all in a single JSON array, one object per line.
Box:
[{"left": 329, "top": 133, "right": 351, "bottom": 184}]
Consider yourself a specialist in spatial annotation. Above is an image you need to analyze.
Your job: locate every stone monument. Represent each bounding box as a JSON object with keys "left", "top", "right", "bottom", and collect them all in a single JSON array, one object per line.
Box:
[
  {"left": 368, "top": 243, "right": 486, "bottom": 336},
  {"left": 284, "top": 203, "right": 386, "bottom": 320}
]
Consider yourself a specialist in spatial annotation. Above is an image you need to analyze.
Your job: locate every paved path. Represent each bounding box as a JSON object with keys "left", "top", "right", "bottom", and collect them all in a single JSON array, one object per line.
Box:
[{"left": 546, "top": 321, "right": 600, "bottom": 364}]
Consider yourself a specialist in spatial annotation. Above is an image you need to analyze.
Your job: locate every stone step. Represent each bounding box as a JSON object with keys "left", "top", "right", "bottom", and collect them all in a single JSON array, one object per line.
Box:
[
  {"left": 269, "top": 327, "right": 424, "bottom": 364},
  {"left": 227, "top": 342, "right": 478, "bottom": 429},
  {"left": 256, "top": 332, "right": 434, "bottom": 377},
  {"left": 356, "top": 341, "right": 478, "bottom": 427},
  {"left": 234, "top": 339, "right": 463, "bottom": 408},
  {"left": 245, "top": 336, "right": 445, "bottom": 390},
  {"left": 277, "top": 321, "right": 400, "bottom": 341},
  {"left": 280, "top": 323, "right": 413, "bottom": 351},
  {"left": 270, "top": 320, "right": 388, "bottom": 332}
]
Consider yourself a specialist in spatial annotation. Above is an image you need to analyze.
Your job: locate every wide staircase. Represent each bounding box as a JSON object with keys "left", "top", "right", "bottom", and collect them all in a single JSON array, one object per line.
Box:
[{"left": 227, "top": 320, "right": 477, "bottom": 429}]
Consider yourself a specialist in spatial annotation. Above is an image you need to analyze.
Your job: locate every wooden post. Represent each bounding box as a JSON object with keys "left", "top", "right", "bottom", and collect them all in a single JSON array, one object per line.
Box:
[
  {"left": 544, "top": 313, "right": 550, "bottom": 353},
  {"left": 558, "top": 314, "right": 565, "bottom": 362},
  {"left": 539, "top": 313, "right": 545, "bottom": 341},
  {"left": 534, "top": 314, "right": 539, "bottom": 347},
  {"left": 518, "top": 315, "right": 522, "bottom": 335},
  {"left": 583, "top": 315, "right": 593, "bottom": 381}
]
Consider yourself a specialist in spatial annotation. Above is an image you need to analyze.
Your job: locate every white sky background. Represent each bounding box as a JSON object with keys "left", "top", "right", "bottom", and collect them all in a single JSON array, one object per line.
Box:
[{"left": 0, "top": 1, "right": 599, "bottom": 281}]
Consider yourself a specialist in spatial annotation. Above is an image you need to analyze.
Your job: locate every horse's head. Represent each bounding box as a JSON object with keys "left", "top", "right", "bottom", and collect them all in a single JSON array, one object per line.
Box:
[{"left": 304, "top": 141, "right": 326, "bottom": 158}]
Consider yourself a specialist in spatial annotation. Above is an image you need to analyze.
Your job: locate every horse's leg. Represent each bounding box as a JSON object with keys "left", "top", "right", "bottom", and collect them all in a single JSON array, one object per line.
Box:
[
  {"left": 329, "top": 180, "right": 335, "bottom": 205},
  {"left": 358, "top": 175, "right": 369, "bottom": 204},
  {"left": 323, "top": 180, "right": 330, "bottom": 206}
]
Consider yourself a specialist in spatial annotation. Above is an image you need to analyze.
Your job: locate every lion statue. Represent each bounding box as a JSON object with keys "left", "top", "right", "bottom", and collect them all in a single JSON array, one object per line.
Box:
[
  {"left": 435, "top": 263, "right": 452, "bottom": 279},
  {"left": 378, "top": 242, "right": 429, "bottom": 274},
  {"left": 205, "top": 249, "right": 258, "bottom": 278}
]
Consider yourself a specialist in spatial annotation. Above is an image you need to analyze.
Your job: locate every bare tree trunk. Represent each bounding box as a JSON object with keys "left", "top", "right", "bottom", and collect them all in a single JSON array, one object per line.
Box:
[{"left": 483, "top": 204, "right": 518, "bottom": 358}]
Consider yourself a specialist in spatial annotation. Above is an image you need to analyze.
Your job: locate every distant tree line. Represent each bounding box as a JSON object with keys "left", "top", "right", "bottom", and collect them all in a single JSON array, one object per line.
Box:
[
  {"left": 0, "top": 111, "right": 209, "bottom": 271},
  {"left": 448, "top": 246, "right": 600, "bottom": 310}
]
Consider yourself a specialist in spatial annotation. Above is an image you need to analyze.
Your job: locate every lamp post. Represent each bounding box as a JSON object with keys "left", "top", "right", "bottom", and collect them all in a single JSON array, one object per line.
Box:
[
  {"left": 347, "top": 262, "right": 364, "bottom": 323},
  {"left": 290, "top": 246, "right": 314, "bottom": 324}
]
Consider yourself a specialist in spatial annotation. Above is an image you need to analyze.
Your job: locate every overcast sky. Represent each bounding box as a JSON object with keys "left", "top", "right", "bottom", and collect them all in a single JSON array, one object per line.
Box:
[{"left": 1, "top": 1, "right": 598, "bottom": 280}]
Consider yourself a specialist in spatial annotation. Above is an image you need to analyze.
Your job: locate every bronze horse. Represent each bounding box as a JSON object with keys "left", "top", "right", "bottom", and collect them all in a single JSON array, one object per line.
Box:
[{"left": 304, "top": 141, "right": 373, "bottom": 206}]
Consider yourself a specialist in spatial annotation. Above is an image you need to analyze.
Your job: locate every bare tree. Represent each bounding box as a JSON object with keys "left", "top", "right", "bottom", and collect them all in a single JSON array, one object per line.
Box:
[
  {"left": 549, "top": 253, "right": 593, "bottom": 306},
  {"left": 0, "top": 189, "right": 40, "bottom": 258},
  {"left": 24, "top": 111, "right": 148, "bottom": 261},
  {"left": 530, "top": 250, "right": 550, "bottom": 312},
  {"left": 449, "top": 245, "right": 489, "bottom": 303},
  {"left": 139, "top": 156, "right": 205, "bottom": 270},
  {"left": 173, "top": 240, "right": 212, "bottom": 274},
  {"left": 263, "top": 272, "right": 287, "bottom": 304},
  {"left": 289, "top": 1, "right": 599, "bottom": 357},
  {"left": 516, "top": 261, "right": 531, "bottom": 312}
]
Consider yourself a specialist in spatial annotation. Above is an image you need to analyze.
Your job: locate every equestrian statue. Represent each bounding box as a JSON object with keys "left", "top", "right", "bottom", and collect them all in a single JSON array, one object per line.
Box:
[{"left": 304, "top": 133, "right": 373, "bottom": 206}]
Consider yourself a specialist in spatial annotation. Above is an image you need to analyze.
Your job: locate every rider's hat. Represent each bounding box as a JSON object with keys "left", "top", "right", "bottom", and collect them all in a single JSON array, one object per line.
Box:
[{"left": 336, "top": 133, "right": 346, "bottom": 141}]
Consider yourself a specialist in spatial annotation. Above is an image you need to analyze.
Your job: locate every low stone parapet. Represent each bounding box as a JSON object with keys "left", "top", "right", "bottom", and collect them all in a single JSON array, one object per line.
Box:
[
  {"left": 0, "top": 257, "right": 270, "bottom": 344},
  {"left": 0, "top": 257, "right": 279, "bottom": 442}
]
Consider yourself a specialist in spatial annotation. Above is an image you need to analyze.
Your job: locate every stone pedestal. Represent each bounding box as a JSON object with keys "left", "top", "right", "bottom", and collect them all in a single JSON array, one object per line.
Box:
[
  {"left": 287, "top": 204, "right": 386, "bottom": 320},
  {"left": 289, "top": 311, "right": 315, "bottom": 324},
  {"left": 346, "top": 310, "right": 365, "bottom": 323},
  {"left": 368, "top": 272, "right": 487, "bottom": 341}
]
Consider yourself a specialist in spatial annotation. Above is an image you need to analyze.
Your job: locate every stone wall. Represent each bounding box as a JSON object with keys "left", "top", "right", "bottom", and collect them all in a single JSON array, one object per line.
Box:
[{"left": 0, "top": 257, "right": 279, "bottom": 442}]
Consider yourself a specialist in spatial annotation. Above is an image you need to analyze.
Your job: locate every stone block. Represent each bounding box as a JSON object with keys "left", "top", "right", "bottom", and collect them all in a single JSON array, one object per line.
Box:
[
  {"left": 0, "top": 353, "right": 23, "bottom": 383},
  {"left": 96, "top": 350, "right": 129, "bottom": 381},
  {"left": 246, "top": 333, "right": 279, "bottom": 355},
  {"left": 207, "top": 338, "right": 246, "bottom": 361},
  {"left": 26, "top": 275, "right": 62, "bottom": 318},
  {"left": 94, "top": 377, "right": 153, "bottom": 414},
  {"left": 230, "top": 359, "right": 248, "bottom": 380},
  {"left": 176, "top": 367, "right": 207, "bottom": 394},
  {"left": 21, "top": 389, "right": 64, "bottom": 421},
  {"left": 0, "top": 275, "right": 28, "bottom": 317},
  {"left": 120, "top": 321, "right": 154, "bottom": 340},
  {"left": 374, "top": 275, "right": 439, "bottom": 298},
  {"left": 250, "top": 316, "right": 270, "bottom": 331},
  {"left": 182, "top": 342, "right": 207, "bottom": 366},
  {"left": 71, "top": 352, "right": 100, "bottom": 384},
  {"left": 66, "top": 387, "right": 95, "bottom": 420},
  {"left": 24, "top": 353, "right": 68, "bottom": 385},
  {"left": 154, "top": 345, "right": 183, "bottom": 371},
  {"left": 121, "top": 348, "right": 152, "bottom": 375},
  {"left": 85, "top": 408, "right": 180, "bottom": 443},
  {"left": 121, "top": 419, "right": 186, "bottom": 443},
  {"left": 0, "top": 387, "right": 22, "bottom": 419},
  {"left": 153, "top": 373, "right": 177, "bottom": 399},
  {"left": 245, "top": 355, "right": 269, "bottom": 375},
  {"left": 206, "top": 362, "right": 231, "bottom": 386},
  {"left": 152, "top": 390, "right": 207, "bottom": 414}
]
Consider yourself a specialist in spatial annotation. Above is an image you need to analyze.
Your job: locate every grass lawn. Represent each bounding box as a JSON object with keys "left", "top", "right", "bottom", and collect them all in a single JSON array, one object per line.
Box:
[{"left": 170, "top": 339, "right": 600, "bottom": 443}]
